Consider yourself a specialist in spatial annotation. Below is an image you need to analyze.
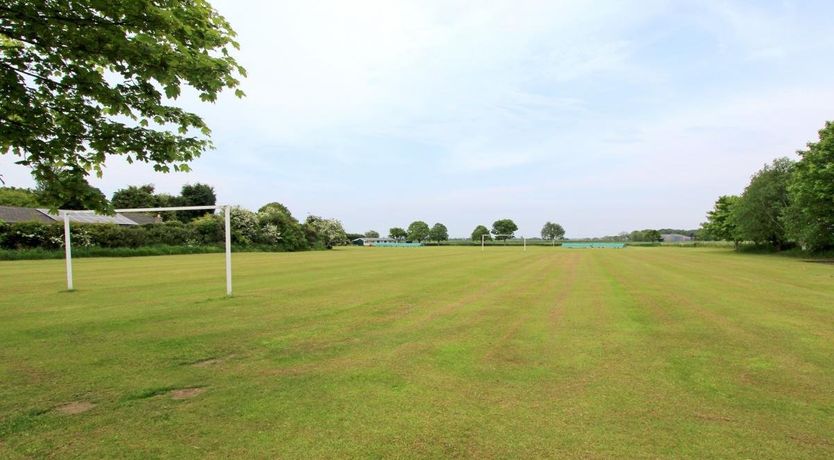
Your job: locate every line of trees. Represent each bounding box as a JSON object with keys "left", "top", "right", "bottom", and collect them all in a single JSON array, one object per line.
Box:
[{"left": 701, "top": 122, "right": 834, "bottom": 252}]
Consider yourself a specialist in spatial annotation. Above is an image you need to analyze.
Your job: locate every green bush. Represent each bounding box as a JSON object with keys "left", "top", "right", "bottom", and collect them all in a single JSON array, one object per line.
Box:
[
  {"left": 144, "top": 221, "right": 194, "bottom": 246},
  {"left": 191, "top": 214, "right": 225, "bottom": 244}
]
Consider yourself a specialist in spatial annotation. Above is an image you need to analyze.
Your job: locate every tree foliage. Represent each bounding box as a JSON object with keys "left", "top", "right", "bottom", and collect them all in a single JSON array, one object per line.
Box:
[
  {"left": 111, "top": 184, "right": 157, "bottom": 209},
  {"left": 364, "top": 230, "right": 380, "bottom": 238},
  {"left": 177, "top": 183, "right": 216, "bottom": 222},
  {"left": 785, "top": 122, "right": 834, "bottom": 251},
  {"left": 428, "top": 223, "right": 448, "bottom": 242},
  {"left": 732, "top": 158, "right": 794, "bottom": 248},
  {"left": 0, "top": 186, "right": 42, "bottom": 207},
  {"left": 305, "top": 215, "right": 348, "bottom": 248},
  {"left": 407, "top": 220, "right": 430, "bottom": 242},
  {"left": 0, "top": 0, "right": 245, "bottom": 212},
  {"left": 389, "top": 227, "right": 407, "bottom": 240},
  {"left": 540, "top": 221, "right": 565, "bottom": 240},
  {"left": 700, "top": 195, "right": 739, "bottom": 243},
  {"left": 257, "top": 203, "right": 307, "bottom": 251},
  {"left": 471, "top": 225, "right": 491, "bottom": 242},
  {"left": 491, "top": 219, "right": 518, "bottom": 240}
]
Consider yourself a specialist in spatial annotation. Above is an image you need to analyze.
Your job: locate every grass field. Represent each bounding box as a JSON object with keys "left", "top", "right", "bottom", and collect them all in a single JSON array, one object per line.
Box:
[{"left": 1, "top": 247, "right": 833, "bottom": 458}]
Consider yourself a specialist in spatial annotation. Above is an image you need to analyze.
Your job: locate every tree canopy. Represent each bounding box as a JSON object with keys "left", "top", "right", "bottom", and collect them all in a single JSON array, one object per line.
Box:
[
  {"left": 111, "top": 184, "right": 157, "bottom": 210},
  {"left": 701, "top": 195, "right": 739, "bottom": 243},
  {"left": 389, "top": 227, "right": 407, "bottom": 240},
  {"left": 471, "top": 225, "right": 491, "bottom": 242},
  {"left": 732, "top": 158, "right": 794, "bottom": 248},
  {"left": 428, "top": 223, "right": 448, "bottom": 242},
  {"left": 0, "top": 186, "right": 42, "bottom": 207},
  {"left": 491, "top": 219, "right": 518, "bottom": 240},
  {"left": 364, "top": 230, "right": 380, "bottom": 238},
  {"left": 540, "top": 221, "right": 565, "bottom": 240},
  {"left": 0, "top": 0, "right": 245, "bottom": 212},
  {"left": 786, "top": 122, "right": 834, "bottom": 251},
  {"left": 407, "top": 221, "right": 430, "bottom": 242}
]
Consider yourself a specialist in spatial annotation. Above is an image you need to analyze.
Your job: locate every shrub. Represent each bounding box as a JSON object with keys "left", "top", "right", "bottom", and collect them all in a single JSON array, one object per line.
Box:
[
  {"left": 145, "top": 221, "right": 194, "bottom": 246},
  {"left": 191, "top": 214, "right": 225, "bottom": 244}
]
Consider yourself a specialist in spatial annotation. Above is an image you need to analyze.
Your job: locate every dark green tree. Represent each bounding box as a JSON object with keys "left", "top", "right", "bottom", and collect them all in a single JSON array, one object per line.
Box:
[
  {"left": 428, "top": 223, "right": 448, "bottom": 242},
  {"left": 491, "top": 219, "right": 518, "bottom": 240},
  {"left": 700, "top": 195, "right": 740, "bottom": 245},
  {"left": 471, "top": 225, "right": 491, "bottom": 242},
  {"left": 407, "top": 221, "right": 430, "bottom": 242},
  {"left": 0, "top": 0, "right": 245, "bottom": 212},
  {"left": 257, "top": 204, "right": 307, "bottom": 251},
  {"left": 732, "top": 157, "right": 794, "bottom": 249},
  {"left": 177, "top": 183, "right": 216, "bottom": 222},
  {"left": 111, "top": 185, "right": 157, "bottom": 209},
  {"left": 0, "top": 186, "right": 42, "bottom": 207},
  {"left": 786, "top": 122, "right": 834, "bottom": 251},
  {"left": 389, "top": 227, "right": 407, "bottom": 240},
  {"left": 540, "top": 221, "right": 565, "bottom": 241},
  {"left": 364, "top": 230, "right": 380, "bottom": 238},
  {"left": 33, "top": 168, "right": 105, "bottom": 209}
]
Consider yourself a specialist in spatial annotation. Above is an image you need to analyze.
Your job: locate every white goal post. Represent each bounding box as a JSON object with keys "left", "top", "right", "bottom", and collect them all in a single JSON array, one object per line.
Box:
[
  {"left": 481, "top": 234, "right": 527, "bottom": 252},
  {"left": 62, "top": 205, "right": 233, "bottom": 296}
]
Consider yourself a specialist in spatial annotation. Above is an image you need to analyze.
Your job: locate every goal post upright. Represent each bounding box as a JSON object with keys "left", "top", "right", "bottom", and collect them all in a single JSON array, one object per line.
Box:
[
  {"left": 481, "top": 234, "right": 518, "bottom": 251},
  {"left": 64, "top": 212, "right": 73, "bottom": 290},
  {"left": 61, "top": 204, "right": 233, "bottom": 296}
]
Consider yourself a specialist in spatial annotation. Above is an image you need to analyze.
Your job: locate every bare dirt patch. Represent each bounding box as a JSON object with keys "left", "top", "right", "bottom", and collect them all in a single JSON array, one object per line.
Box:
[
  {"left": 55, "top": 401, "right": 95, "bottom": 415},
  {"left": 191, "top": 357, "right": 223, "bottom": 368},
  {"left": 169, "top": 387, "right": 205, "bottom": 400}
]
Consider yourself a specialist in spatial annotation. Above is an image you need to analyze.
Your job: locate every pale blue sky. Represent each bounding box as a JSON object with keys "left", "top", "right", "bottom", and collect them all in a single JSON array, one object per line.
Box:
[{"left": 3, "top": 0, "right": 834, "bottom": 237}]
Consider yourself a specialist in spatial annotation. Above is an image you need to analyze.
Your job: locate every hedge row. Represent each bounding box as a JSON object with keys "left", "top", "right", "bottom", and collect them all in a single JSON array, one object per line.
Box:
[{"left": 0, "top": 219, "right": 228, "bottom": 250}]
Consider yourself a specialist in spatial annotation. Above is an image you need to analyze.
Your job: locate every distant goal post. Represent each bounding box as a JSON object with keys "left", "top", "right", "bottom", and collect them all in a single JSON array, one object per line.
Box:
[
  {"left": 61, "top": 205, "right": 233, "bottom": 296},
  {"left": 481, "top": 234, "right": 527, "bottom": 251}
]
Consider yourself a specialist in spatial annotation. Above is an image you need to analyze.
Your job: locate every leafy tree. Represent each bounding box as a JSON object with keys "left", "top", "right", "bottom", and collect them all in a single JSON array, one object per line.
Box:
[
  {"left": 177, "top": 183, "right": 216, "bottom": 222},
  {"left": 389, "top": 227, "right": 407, "bottom": 240},
  {"left": 428, "top": 223, "right": 448, "bottom": 242},
  {"left": 33, "top": 167, "right": 106, "bottom": 209},
  {"left": 257, "top": 205, "right": 307, "bottom": 250},
  {"left": 407, "top": 221, "right": 430, "bottom": 242},
  {"left": 732, "top": 158, "right": 794, "bottom": 249},
  {"left": 364, "top": 230, "right": 380, "bottom": 238},
  {"left": 629, "top": 229, "right": 663, "bottom": 242},
  {"left": 111, "top": 185, "right": 157, "bottom": 209},
  {"left": 491, "top": 219, "right": 518, "bottom": 240},
  {"left": 345, "top": 233, "right": 363, "bottom": 242},
  {"left": 258, "top": 202, "right": 292, "bottom": 215},
  {"left": 0, "top": 0, "right": 245, "bottom": 212},
  {"left": 0, "top": 186, "right": 42, "bottom": 207},
  {"left": 540, "top": 221, "right": 565, "bottom": 241},
  {"left": 304, "top": 215, "right": 348, "bottom": 248},
  {"left": 471, "top": 225, "right": 491, "bottom": 242},
  {"left": 229, "top": 206, "right": 259, "bottom": 245},
  {"left": 700, "top": 195, "right": 740, "bottom": 245},
  {"left": 786, "top": 122, "right": 834, "bottom": 251}
]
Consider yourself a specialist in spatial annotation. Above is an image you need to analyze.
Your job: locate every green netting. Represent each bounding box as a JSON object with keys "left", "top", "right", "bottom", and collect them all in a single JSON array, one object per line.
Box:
[
  {"left": 562, "top": 242, "right": 625, "bottom": 249},
  {"left": 369, "top": 242, "right": 423, "bottom": 247}
]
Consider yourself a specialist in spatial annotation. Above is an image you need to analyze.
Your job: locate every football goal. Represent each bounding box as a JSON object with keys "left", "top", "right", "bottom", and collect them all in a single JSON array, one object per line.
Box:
[
  {"left": 61, "top": 205, "right": 233, "bottom": 296},
  {"left": 481, "top": 234, "right": 527, "bottom": 251}
]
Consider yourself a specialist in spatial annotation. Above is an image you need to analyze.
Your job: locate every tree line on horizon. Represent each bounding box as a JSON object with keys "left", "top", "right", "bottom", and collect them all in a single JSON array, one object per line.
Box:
[{"left": 700, "top": 121, "right": 834, "bottom": 253}]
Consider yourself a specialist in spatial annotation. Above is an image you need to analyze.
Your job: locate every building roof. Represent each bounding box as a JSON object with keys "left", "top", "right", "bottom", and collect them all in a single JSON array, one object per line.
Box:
[
  {"left": 0, "top": 206, "right": 157, "bottom": 226},
  {"left": 120, "top": 212, "right": 160, "bottom": 225},
  {"left": 0, "top": 206, "right": 54, "bottom": 223}
]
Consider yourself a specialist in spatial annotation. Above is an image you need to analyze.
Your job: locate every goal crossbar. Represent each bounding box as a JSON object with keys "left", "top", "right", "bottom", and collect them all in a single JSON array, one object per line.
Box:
[
  {"left": 61, "top": 205, "right": 233, "bottom": 296},
  {"left": 482, "top": 234, "right": 527, "bottom": 251}
]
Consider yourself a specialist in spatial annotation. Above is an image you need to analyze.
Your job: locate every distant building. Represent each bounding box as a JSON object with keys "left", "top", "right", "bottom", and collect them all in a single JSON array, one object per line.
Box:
[
  {"left": 0, "top": 206, "right": 157, "bottom": 226},
  {"left": 661, "top": 233, "right": 693, "bottom": 242},
  {"left": 352, "top": 237, "right": 397, "bottom": 246}
]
